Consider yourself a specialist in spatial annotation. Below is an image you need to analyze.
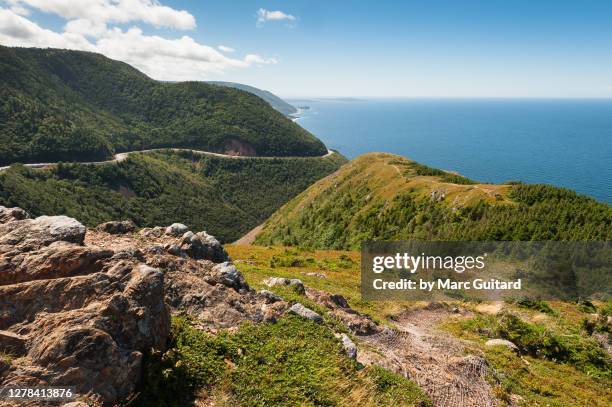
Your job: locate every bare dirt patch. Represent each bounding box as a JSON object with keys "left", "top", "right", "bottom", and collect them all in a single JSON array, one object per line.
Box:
[{"left": 357, "top": 304, "right": 497, "bottom": 407}]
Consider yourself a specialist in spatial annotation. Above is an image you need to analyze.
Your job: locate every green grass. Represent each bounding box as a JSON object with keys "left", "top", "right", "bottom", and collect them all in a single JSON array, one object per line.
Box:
[
  {"left": 229, "top": 245, "right": 612, "bottom": 406},
  {"left": 513, "top": 299, "right": 557, "bottom": 315},
  {"left": 136, "top": 316, "right": 431, "bottom": 407},
  {"left": 402, "top": 160, "right": 476, "bottom": 185},
  {"left": 483, "top": 346, "right": 611, "bottom": 406},
  {"left": 446, "top": 312, "right": 611, "bottom": 378},
  {"left": 255, "top": 153, "right": 611, "bottom": 249}
]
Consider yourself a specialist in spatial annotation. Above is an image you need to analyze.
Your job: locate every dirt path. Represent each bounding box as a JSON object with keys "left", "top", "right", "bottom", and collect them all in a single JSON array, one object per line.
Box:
[
  {"left": 357, "top": 305, "right": 497, "bottom": 407},
  {"left": 0, "top": 148, "right": 335, "bottom": 173},
  {"left": 233, "top": 224, "right": 264, "bottom": 245}
]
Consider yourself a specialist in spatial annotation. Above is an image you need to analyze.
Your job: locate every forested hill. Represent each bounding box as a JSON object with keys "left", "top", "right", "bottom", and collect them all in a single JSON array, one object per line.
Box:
[
  {"left": 208, "top": 81, "right": 298, "bottom": 117},
  {"left": 0, "top": 46, "right": 327, "bottom": 165},
  {"left": 255, "top": 153, "right": 612, "bottom": 249}
]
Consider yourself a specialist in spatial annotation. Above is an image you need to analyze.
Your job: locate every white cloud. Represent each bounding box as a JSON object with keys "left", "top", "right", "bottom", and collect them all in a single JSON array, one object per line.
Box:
[
  {"left": 0, "top": 2, "right": 276, "bottom": 81},
  {"left": 256, "top": 8, "right": 296, "bottom": 27},
  {"left": 6, "top": 0, "right": 196, "bottom": 30},
  {"left": 218, "top": 45, "right": 234, "bottom": 53}
]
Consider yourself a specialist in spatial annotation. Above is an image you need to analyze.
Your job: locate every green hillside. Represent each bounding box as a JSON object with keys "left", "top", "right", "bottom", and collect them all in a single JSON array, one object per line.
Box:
[
  {"left": 208, "top": 81, "right": 298, "bottom": 116},
  {"left": 0, "top": 150, "right": 346, "bottom": 242},
  {"left": 255, "top": 153, "right": 612, "bottom": 249},
  {"left": 0, "top": 46, "right": 326, "bottom": 165}
]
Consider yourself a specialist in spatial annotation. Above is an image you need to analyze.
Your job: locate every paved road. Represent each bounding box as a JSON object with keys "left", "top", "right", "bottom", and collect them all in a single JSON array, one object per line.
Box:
[{"left": 0, "top": 148, "right": 335, "bottom": 172}]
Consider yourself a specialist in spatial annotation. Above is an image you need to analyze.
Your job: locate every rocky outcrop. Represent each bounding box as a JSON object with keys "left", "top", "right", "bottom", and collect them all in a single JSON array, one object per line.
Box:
[
  {"left": 0, "top": 207, "right": 284, "bottom": 405},
  {"left": 306, "top": 289, "right": 381, "bottom": 335}
]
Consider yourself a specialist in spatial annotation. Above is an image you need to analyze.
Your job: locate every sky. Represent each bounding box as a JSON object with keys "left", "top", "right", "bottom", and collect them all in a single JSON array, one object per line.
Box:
[{"left": 1, "top": 0, "right": 612, "bottom": 98}]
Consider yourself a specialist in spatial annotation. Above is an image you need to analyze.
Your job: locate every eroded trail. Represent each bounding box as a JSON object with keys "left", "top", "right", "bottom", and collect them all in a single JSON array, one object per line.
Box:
[{"left": 357, "top": 305, "right": 497, "bottom": 407}]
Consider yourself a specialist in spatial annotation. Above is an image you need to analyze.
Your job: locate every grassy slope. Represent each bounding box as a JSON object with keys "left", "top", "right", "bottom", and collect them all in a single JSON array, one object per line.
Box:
[
  {"left": 0, "top": 46, "right": 326, "bottom": 165},
  {"left": 255, "top": 153, "right": 612, "bottom": 249},
  {"left": 0, "top": 151, "right": 346, "bottom": 242},
  {"left": 137, "top": 315, "right": 432, "bottom": 407},
  {"left": 226, "top": 244, "right": 612, "bottom": 407}
]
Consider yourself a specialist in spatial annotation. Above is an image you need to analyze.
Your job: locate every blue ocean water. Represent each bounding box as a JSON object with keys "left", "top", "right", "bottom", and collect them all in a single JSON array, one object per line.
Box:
[{"left": 292, "top": 99, "right": 612, "bottom": 204}]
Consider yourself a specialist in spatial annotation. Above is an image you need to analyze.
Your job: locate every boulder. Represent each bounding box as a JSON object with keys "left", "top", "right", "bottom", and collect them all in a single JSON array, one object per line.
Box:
[
  {"left": 181, "top": 231, "right": 228, "bottom": 262},
  {"left": 208, "top": 262, "right": 248, "bottom": 290},
  {"left": 96, "top": 220, "right": 136, "bottom": 234},
  {"left": 288, "top": 303, "right": 323, "bottom": 323},
  {"left": 165, "top": 223, "right": 189, "bottom": 236},
  {"left": 263, "top": 277, "right": 305, "bottom": 294},
  {"left": 0, "top": 215, "right": 86, "bottom": 250},
  {"left": 336, "top": 333, "right": 357, "bottom": 359}
]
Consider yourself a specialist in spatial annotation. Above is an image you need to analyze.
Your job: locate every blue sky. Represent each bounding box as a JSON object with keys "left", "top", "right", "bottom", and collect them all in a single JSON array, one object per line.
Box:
[{"left": 1, "top": 0, "right": 612, "bottom": 98}]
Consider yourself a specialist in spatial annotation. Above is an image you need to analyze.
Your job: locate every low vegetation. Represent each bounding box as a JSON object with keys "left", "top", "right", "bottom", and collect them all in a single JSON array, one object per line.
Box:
[
  {"left": 0, "top": 45, "right": 326, "bottom": 165},
  {"left": 256, "top": 153, "right": 612, "bottom": 249},
  {"left": 137, "top": 315, "right": 431, "bottom": 407},
  {"left": 227, "top": 245, "right": 612, "bottom": 406},
  {"left": 0, "top": 151, "right": 345, "bottom": 242}
]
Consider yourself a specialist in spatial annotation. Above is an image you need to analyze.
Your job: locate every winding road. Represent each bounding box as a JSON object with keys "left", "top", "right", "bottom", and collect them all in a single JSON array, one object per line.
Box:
[{"left": 0, "top": 148, "right": 336, "bottom": 173}]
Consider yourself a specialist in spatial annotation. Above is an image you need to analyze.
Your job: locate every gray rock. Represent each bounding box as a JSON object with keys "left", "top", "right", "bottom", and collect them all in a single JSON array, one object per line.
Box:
[
  {"left": 485, "top": 339, "right": 518, "bottom": 351},
  {"left": 0, "top": 215, "right": 86, "bottom": 249},
  {"left": 165, "top": 223, "right": 189, "bottom": 236},
  {"left": 304, "top": 272, "right": 327, "bottom": 279},
  {"left": 34, "top": 215, "right": 86, "bottom": 244},
  {"left": 165, "top": 244, "right": 184, "bottom": 256},
  {"left": 259, "top": 289, "right": 283, "bottom": 303},
  {"left": 263, "top": 277, "right": 305, "bottom": 294},
  {"left": 0, "top": 206, "right": 29, "bottom": 224},
  {"left": 182, "top": 231, "right": 228, "bottom": 262},
  {"left": 96, "top": 220, "right": 136, "bottom": 234},
  {"left": 288, "top": 303, "right": 323, "bottom": 323},
  {"left": 210, "top": 262, "right": 247, "bottom": 290},
  {"left": 336, "top": 333, "right": 357, "bottom": 359}
]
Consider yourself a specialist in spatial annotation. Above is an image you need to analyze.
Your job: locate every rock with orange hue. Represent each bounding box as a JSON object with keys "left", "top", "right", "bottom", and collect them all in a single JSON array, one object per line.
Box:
[{"left": 0, "top": 208, "right": 286, "bottom": 404}]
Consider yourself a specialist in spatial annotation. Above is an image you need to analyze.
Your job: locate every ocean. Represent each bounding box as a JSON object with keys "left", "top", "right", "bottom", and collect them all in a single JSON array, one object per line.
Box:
[{"left": 291, "top": 98, "right": 612, "bottom": 204}]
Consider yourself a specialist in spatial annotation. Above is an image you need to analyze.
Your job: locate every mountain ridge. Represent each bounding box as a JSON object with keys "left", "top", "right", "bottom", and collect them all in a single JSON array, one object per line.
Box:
[
  {"left": 254, "top": 152, "right": 612, "bottom": 249},
  {"left": 0, "top": 45, "right": 326, "bottom": 165},
  {"left": 207, "top": 81, "right": 299, "bottom": 117}
]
